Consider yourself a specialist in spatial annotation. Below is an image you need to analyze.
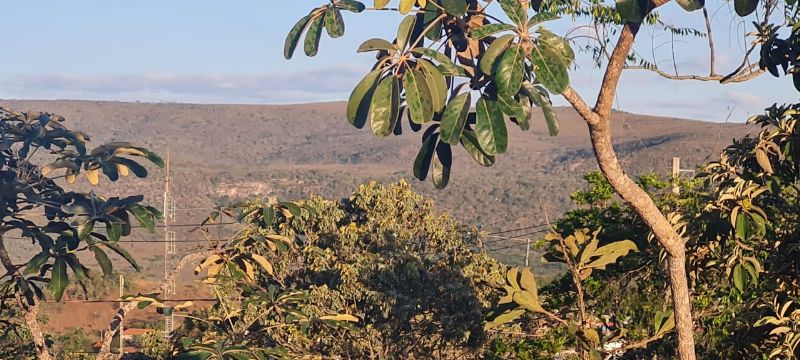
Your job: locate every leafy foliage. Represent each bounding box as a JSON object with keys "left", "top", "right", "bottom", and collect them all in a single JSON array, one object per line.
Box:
[
  {"left": 175, "top": 181, "right": 509, "bottom": 358},
  {"left": 0, "top": 106, "right": 161, "bottom": 307}
]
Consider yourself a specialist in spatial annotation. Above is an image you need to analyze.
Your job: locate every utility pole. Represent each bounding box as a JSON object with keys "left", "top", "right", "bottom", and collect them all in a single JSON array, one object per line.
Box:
[
  {"left": 163, "top": 149, "right": 176, "bottom": 341},
  {"left": 671, "top": 157, "right": 697, "bottom": 195},
  {"left": 119, "top": 274, "right": 124, "bottom": 355},
  {"left": 524, "top": 238, "right": 531, "bottom": 267}
]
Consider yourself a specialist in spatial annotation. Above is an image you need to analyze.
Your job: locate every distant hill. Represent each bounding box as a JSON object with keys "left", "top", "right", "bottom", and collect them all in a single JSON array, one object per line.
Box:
[{"left": 1, "top": 99, "right": 752, "bottom": 265}]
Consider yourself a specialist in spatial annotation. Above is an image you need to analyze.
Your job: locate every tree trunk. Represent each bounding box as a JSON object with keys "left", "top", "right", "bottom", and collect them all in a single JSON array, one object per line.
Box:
[
  {"left": 23, "top": 303, "right": 54, "bottom": 360},
  {"left": 561, "top": 16, "right": 697, "bottom": 360},
  {"left": 0, "top": 237, "right": 54, "bottom": 360}
]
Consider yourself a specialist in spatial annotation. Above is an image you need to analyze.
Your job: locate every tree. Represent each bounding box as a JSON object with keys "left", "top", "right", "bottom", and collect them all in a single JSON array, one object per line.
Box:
[
  {"left": 282, "top": 0, "right": 782, "bottom": 357},
  {"left": 171, "top": 181, "right": 510, "bottom": 358},
  {"left": 0, "top": 106, "right": 162, "bottom": 359}
]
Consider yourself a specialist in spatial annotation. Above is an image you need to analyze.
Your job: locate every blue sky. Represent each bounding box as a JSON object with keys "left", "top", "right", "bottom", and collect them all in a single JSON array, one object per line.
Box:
[{"left": 0, "top": 0, "right": 795, "bottom": 121}]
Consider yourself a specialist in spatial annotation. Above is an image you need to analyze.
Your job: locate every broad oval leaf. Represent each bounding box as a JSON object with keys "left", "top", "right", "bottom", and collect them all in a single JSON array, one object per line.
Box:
[
  {"left": 337, "top": 0, "right": 366, "bottom": 13},
  {"left": 475, "top": 96, "right": 508, "bottom": 155},
  {"left": 404, "top": 69, "right": 434, "bottom": 124},
  {"left": 675, "top": 0, "right": 704, "bottom": 11},
  {"left": 325, "top": 7, "right": 345, "bottom": 38},
  {"left": 496, "top": 44, "right": 525, "bottom": 97},
  {"left": 357, "top": 38, "right": 395, "bottom": 53},
  {"left": 440, "top": 0, "right": 467, "bottom": 16},
  {"left": 410, "top": 47, "right": 461, "bottom": 76},
  {"left": 423, "top": 1, "right": 443, "bottom": 40},
  {"left": 417, "top": 59, "right": 447, "bottom": 113},
  {"left": 461, "top": 129, "right": 496, "bottom": 167},
  {"left": 499, "top": 0, "right": 527, "bottom": 26},
  {"left": 369, "top": 76, "right": 400, "bottom": 137},
  {"left": 50, "top": 256, "right": 68, "bottom": 302},
  {"left": 440, "top": 92, "right": 471, "bottom": 145},
  {"left": 91, "top": 246, "right": 113, "bottom": 276},
  {"left": 347, "top": 68, "right": 383, "bottom": 128},
  {"left": 397, "top": 15, "right": 417, "bottom": 50},
  {"left": 479, "top": 34, "right": 515, "bottom": 75},
  {"left": 523, "top": 82, "right": 558, "bottom": 135},
  {"left": 304, "top": 14, "right": 325, "bottom": 56},
  {"left": 374, "top": 0, "right": 390, "bottom": 9},
  {"left": 497, "top": 95, "right": 526, "bottom": 120},
  {"left": 470, "top": 23, "right": 516, "bottom": 40},
  {"left": 734, "top": 0, "right": 758, "bottom": 16},
  {"left": 616, "top": 0, "right": 648, "bottom": 23},
  {"left": 530, "top": 43, "right": 569, "bottom": 94},
  {"left": 284, "top": 14, "right": 312, "bottom": 59},
  {"left": 399, "top": 0, "right": 416, "bottom": 14},
  {"left": 432, "top": 141, "right": 452, "bottom": 189},
  {"left": 414, "top": 133, "right": 439, "bottom": 181}
]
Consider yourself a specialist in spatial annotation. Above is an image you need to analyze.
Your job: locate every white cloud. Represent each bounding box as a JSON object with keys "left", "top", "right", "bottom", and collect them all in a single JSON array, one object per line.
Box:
[{"left": 0, "top": 64, "right": 367, "bottom": 104}]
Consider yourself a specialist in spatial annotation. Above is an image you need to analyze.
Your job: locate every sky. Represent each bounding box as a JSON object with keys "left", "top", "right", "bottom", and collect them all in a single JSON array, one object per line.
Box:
[{"left": 0, "top": 0, "right": 796, "bottom": 122}]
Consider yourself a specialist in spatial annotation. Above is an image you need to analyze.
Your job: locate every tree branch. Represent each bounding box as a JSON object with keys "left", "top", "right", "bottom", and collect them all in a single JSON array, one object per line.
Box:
[
  {"left": 95, "top": 251, "right": 214, "bottom": 360},
  {"left": 594, "top": 23, "right": 641, "bottom": 119}
]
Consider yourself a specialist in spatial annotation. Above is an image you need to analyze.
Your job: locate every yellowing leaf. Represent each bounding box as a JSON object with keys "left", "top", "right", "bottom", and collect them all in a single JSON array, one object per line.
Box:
[
  {"left": 116, "top": 163, "right": 130, "bottom": 177},
  {"left": 86, "top": 168, "right": 100, "bottom": 185},
  {"left": 251, "top": 254, "right": 274, "bottom": 275},
  {"left": 319, "top": 314, "right": 360, "bottom": 322}
]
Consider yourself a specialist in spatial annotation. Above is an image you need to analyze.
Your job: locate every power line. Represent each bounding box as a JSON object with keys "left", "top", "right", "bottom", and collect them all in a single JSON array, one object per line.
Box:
[{"left": 486, "top": 223, "right": 549, "bottom": 236}]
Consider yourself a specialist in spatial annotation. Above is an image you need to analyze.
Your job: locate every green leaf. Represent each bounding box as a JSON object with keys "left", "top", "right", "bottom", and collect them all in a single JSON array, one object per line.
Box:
[
  {"left": 440, "top": 92, "right": 471, "bottom": 145},
  {"left": 404, "top": 69, "right": 434, "bottom": 124},
  {"left": 284, "top": 14, "right": 312, "bottom": 59},
  {"left": 479, "top": 34, "right": 515, "bottom": 75},
  {"left": 369, "top": 76, "right": 400, "bottom": 137},
  {"left": 497, "top": 95, "right": 526, "bottom": 120},
  {"left": 417, "top": 59, "right": 447, "bottom": 113},
  {"left": 675, "top": 0, "right": 704, "bottom": 11},
  {"left": 432, "top": 142, "right": 452, "bottom": 189},
  {"left": 374, "top": 0, "right": 390, "bottom": 9},
  {"left": 514, "top": 95, "right": 532, "bottom": 131},
  {"left": 337, "top": 0, "right": 366, "bottom": 13},
  {"left": 414, "top": 133, "right": 438, "bottom": 181},
  {"left": 91, "top": 246, "right": 113, "bottom": 276},
  {"left": 496, "top": 44, "right": 525, "bottom": 97},
  {"left": 347, "top": 68, "right": 383, "bottom": 128},
  {"left": 262, "top": 207, "right": 275, "bottom": 226},
  {"left": 461, "top": 129, "right": 496, "bottom": 167},
  {"left": 65, "top": 254, "right": 88, "bottom": 281},
  {"left": 735, "top": 212, "right": 749, "bottom": 241},
  {"left": 49, "top": 256, "right": 68, "bottom": 302},
  {"left": 530, "top": 43, "right": 569, "bottom": 94},
  {"left": 397, "top": 15, "right": 417, "bottom": 49},
  {"left": 475, "top": 96, "right": 508, "bottom": 155},
  {"left": 440, "top": 0, "right": 467, "bottom": 16},
  {"left": 410, "top": 47, "right": 461, "bottom": 76},
  {"left": 304, "top": 14, "right": 325, "bottom": 57},
  {"left": 130, "top": 205, "right": 156, "bottom": 233},
  {"left": 499, "top": 0, "right": 527, "bottom": 26},
  {"left": 732, "top": 263, "right": 746, "bottom": 292},
  {"left": 106, "top": 222, "right": 123, "bottom": 242},
  {"left": 485, "top": 309, "right": 525, "bottom": 330},
  {"left": 77, "top": 220, "right": 94, "bottom": 241},
  {"left": 104, "top": 242, "right": 141, "bottom": 272},
  {"left": 25, "top": 252, "right": 51, "bottom": 275},
  {"left": 423, "top": 1, "right": 443, "bottom": 40},
  {"left": 325, "top": 7, "right": 345, "bottom": 38},
  {"left": 528, "top": 12, "right": 559, "bottom": 27},
  {"left": 357, "top": 38, "right": 395, "bottom": 53},
  {"left": 537, "top": 29, "right": 574, "bottom": 65},
  {"left": 470, "top": 23, "right": 516, "bottom": 40},
  {"left": 526, "top": 83, "right": 559, "bottom": 136},
  {"left": 734, "top": 0, "right": 758, "bottom": 16},
  {"left": 616, "top": 0, "right": 649, "bottom": 23}
]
